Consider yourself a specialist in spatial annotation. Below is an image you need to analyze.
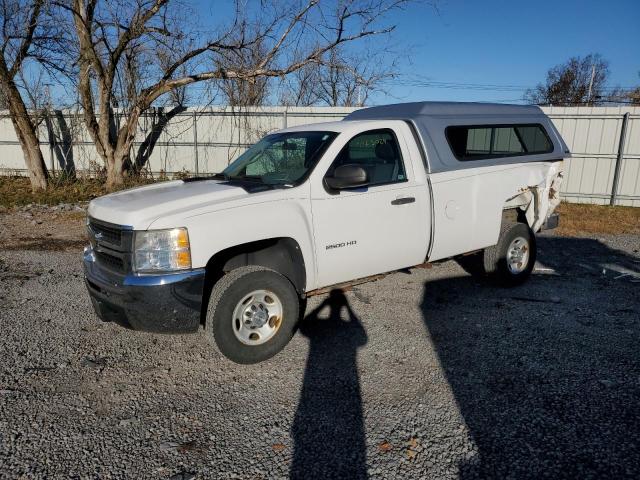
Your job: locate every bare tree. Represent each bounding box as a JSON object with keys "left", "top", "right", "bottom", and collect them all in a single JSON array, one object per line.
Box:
[
  {"left": 279, "top": 61, "right": 321, "bottom": 106},
  {"left": 280, "top": 45, "right": 397, "bottom": 107},
  {"left": 219, "top": 27, "right": 270, "bottom": 107},
  {"left": 0, "top": 86, "right": 7, "bottom": 109},
  {"left": 320, "top": 48, "right": 396, "bottom": 106},
  {"left": 624, "top": 73, "right": 640, "bottom": 105},
  {"left": 0, "top": 0, "right": 67, "bottom": 190},
  {"left": 525, "top": 54, "right": 611, "bottom": 106},
  {"left": 64, "top": 0, "right": 411, "bottom": 188}
]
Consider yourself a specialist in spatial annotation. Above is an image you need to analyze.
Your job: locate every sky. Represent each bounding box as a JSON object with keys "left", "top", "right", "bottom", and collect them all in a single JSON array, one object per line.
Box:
[
  {"left": 194, "top": 0, "right": 640, "bottom": 105},
  {"left": 382, "top": 0, "right": 640, "bottom": 104}
]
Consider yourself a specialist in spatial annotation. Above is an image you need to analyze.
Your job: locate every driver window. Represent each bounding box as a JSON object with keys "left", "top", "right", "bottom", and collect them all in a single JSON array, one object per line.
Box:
[{"left": 327, "top": 129, "right": 406, "bottom": 186}]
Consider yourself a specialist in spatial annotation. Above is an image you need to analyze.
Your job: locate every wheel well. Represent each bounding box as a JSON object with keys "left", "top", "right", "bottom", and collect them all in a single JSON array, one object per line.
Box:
[
  {"left": 502, "top": 207, "right": 527, "bottom": 225},
  {"left": 201, "top": 238, "right": 306, "bottom": 323}
]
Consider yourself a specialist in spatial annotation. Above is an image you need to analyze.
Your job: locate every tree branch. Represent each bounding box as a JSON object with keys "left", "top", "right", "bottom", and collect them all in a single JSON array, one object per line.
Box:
[
  {"left": 8, "top": 0, "right": 43, "bottom": 77},
  {"left": 109, "top": 0, "right": 168, "bottom": 73}
]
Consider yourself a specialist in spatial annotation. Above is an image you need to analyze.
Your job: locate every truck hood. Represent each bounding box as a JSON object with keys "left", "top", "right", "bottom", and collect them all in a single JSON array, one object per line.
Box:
[{"left": 87, "top": 180, "right": 251, "bottom": 228}]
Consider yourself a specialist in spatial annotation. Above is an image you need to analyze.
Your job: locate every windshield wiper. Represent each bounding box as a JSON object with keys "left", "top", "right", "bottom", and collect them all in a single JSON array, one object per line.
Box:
[
  {"left": 228, "top": 174, "right": 265, "bottom": 183},
  {"left": 212, "top": 172, "right": 294, "bottom": 189},
  {"left": 211, "top": 172, "right": 230, "bottom": 181},
  {"left": 201, "top": 172, "right": 293, "bottom": 188}
]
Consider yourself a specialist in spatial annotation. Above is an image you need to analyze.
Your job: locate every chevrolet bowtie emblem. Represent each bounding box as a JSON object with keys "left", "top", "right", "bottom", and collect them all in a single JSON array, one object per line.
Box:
[{"left": 94, "top": 232, "right": 104, "bottom": 241}]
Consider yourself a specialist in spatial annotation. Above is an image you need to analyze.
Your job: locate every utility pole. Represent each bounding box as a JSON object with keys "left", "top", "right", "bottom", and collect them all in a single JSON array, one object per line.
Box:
[{"left": 586, "top": 64, "right": 596, "bottom": 105}]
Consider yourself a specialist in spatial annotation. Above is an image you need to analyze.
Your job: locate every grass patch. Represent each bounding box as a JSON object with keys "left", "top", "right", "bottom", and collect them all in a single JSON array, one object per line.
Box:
[
  {"left": 0, "top": 175, "right": 157, "bottom": 207},
  {"left": 556, "top": 202, "right": 640, "bottom": 236}
]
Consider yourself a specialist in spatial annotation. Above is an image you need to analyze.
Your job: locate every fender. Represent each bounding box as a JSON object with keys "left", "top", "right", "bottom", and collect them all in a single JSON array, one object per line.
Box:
[{"left": 148, "top": 196, "right": 318, "bottom": 291}]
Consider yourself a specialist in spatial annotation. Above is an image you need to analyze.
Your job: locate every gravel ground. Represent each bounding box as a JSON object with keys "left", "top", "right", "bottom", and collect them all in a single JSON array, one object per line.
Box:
[
  {"left": 0, "top": 230, "right": 639, "bottom": 479},
  {"left": 0, "top": 204, "right": 86, "bottom": 251}
]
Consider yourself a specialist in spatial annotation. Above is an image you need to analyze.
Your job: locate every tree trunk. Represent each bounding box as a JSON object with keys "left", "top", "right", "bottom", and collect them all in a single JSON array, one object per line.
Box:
[
  {"left": 12, "top": 114, "right": 48, "bottom": 191},
  {"left": 105, "top": 108, "right": 141, "bottom": 189},
  {"left": 106, "top": 148, "right": 127, "bottom": 188},
  {"left": 0, "top": 67, "right": 48, "bottom": 191}
]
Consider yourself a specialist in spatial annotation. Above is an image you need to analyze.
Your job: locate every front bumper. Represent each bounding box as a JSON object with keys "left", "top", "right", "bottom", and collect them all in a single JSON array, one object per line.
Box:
[{"left": 83, "top": 247, "right": 205, "bottom": 333}]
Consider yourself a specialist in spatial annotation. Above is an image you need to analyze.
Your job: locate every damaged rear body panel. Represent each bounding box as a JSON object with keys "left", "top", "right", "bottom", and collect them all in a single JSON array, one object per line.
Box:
[
  {"left": 426, "top": 160, "right": 565, "bottom": 261},
  {"left": 503, "top": 161, "right": 564, "bottom": 231}
]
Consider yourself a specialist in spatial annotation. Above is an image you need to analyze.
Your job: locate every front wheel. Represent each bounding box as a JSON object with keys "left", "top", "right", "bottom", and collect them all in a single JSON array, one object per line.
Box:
[
  {"left": 483, "top": 222, "right": 537, "bottom": 286},
  {"left": 205, "top": 266, "right": 300, "bottom": 364}
]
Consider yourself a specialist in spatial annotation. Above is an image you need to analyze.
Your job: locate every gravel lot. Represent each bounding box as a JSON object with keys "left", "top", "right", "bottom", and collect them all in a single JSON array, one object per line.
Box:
[{"left": 1, "top": 216, "right": 639, "bottom": 479}]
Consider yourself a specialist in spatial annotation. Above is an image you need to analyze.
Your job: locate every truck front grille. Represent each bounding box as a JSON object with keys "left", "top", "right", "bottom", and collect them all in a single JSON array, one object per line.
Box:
[
  {"left": 89, "top": 220, "right": 123, "bottom": 247},
  {"left": 95, "top": 250, "right": 125, "bottom": 272},
  {"left": 88, "top": 217, "right": 132, "bottom": 274}
]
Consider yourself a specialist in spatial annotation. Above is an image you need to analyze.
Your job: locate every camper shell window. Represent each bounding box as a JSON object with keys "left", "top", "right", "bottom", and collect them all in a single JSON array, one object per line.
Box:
[{"left": 446, "top": 123, "right": 553, "bottom": 161}]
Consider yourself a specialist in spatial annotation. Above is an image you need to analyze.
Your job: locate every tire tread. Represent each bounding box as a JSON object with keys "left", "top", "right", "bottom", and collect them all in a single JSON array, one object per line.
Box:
[{"left": 205, "top": 266, "right": 298, "bottom": 363}]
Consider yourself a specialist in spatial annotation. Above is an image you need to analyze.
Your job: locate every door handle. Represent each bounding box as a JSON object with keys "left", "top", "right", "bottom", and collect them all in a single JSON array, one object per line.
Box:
[{"left": 391, "top": 196, "right": 415, "bottom": 205}]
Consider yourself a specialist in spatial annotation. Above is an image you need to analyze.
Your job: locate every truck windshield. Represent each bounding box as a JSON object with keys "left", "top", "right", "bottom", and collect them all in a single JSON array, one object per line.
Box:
[{"left": 222, "top": 131, "right": 338, "bottom": 186}]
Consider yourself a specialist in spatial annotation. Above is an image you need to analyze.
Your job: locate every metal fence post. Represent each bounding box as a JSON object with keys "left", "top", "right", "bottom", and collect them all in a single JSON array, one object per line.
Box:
[
  {"left": 47, "top": 117, "right": 55, "bottom": 176},
  {"left": 49, "top": 133, "right": 55, "bottom": 176},
  {"left": 282, "top": 109, "right": 288, "bottom": 129},
  {"left": 610, "top": 112, "right": 630, "bottom": 206},
  {"left": 193, "top": 111, "right": 199, "bottom": 176}
]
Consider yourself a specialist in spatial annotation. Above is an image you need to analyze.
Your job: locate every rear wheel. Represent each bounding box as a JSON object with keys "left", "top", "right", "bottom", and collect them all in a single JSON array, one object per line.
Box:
[
  {"left": 483, "top": 222, "right": 536, "bottom": 286},
  {"left": 205, "top": 266, "right": 300, "bottom": 364}
]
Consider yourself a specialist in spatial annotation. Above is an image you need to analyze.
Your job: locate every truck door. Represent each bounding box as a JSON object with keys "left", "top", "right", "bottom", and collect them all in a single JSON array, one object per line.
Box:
[{"left": 310, "top": 126, "right": 430, "bottom": 288}]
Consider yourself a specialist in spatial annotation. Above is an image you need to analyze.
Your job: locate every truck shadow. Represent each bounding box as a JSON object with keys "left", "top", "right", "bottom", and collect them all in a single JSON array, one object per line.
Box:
[
  {"left": 290, "top": 290, "right": 368, "bottom": 479},
  {"left": 420, "top": 236, "right": 640, "bottom": 478}
]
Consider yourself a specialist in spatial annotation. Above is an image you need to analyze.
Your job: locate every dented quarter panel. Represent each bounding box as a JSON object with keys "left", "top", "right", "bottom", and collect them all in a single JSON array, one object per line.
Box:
[
  {"left": 427, "top": 160, "right": 564, "bottom": 262},
  {"left": 524, "top": 163, "right": 564, "bottom": 231}
]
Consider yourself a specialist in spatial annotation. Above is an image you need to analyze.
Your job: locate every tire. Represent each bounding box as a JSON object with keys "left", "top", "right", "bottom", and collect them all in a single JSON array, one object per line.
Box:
[
  {"left": 205, "top": 266, "right": 300, "bottom": 364},
  {"left": 483, "top": 222, "right": 536, "bottom": 286},
  {"left": 455, "top": 252, "right": 485, "bottom": 277}
]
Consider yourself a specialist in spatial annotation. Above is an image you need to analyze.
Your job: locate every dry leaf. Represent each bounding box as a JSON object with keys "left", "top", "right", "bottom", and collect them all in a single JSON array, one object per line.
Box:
[
  {"left": 406, "top": 449, "right": 417, "bottom": 460},
  {"left": 408, "top": 437, "right": 419, "bottom": 449},
  {"left": 177, "top": 441, "right": 198, "bottom": 453},
  {"left": 272, "top": 443, "right": 286, "bottom": 452},
  {"left": 378, "top": 441, "right": 393, "bottom": 453}
]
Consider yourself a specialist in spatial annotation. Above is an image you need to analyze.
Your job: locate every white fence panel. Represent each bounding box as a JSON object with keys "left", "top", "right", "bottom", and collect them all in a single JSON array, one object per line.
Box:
[
  {"left": 542, "top": 106, "right": 640, "bottom": 206},
  {"left": 1, "top": 105, "right": 639, "bottom": 206}
]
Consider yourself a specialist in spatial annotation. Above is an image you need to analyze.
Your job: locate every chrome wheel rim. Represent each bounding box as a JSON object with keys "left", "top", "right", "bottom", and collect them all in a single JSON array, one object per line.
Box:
[
  {"left": 232, "top": 289, "right": 283, "bottom": 346},
  {"left": 506, "top": 236, "right": 530, "bottom": 274}
]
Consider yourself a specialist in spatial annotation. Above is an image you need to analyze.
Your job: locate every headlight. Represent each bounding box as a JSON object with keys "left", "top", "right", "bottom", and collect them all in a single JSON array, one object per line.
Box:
[{"left": 134, "top": 228, "right": 191, "bottom": 273}]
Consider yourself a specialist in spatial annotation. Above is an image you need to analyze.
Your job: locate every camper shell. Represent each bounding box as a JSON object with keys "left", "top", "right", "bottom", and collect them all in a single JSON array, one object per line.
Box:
[{"left": 343, "top": 101, "right": 571, "bottom": 173}]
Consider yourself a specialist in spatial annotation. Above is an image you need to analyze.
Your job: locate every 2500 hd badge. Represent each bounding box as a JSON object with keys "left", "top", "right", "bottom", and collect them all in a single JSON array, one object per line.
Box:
[{"left": 326, "top": 240, "right": 357, "bottom": 250}]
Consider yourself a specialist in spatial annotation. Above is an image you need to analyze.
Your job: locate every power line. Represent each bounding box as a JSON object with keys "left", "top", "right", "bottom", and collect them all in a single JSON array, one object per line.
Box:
[{"left": 381, "top": 79, "right": 638, "bottom": 93}]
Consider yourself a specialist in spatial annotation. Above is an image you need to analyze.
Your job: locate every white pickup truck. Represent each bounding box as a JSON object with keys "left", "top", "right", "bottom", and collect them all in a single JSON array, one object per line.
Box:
[{"left": 84, "top": 102, "right": 568, "bottom": 363}]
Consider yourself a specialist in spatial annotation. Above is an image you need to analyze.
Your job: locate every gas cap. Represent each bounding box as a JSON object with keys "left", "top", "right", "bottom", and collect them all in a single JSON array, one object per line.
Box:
[{"left": 445, "top": 200, "right": 460, "bottom": 220}]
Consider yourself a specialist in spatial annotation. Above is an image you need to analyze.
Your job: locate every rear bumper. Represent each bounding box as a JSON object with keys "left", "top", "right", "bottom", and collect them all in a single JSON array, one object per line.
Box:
[
  {"left": 83, "top": 247, "right": 205, "bottom": 333},
  {"left": 541, "top": 212, "right": 560, "bottom": 231}
]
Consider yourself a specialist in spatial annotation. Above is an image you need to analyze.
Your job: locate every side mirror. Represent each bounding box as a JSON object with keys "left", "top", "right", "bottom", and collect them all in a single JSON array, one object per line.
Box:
[{"left": 324, "top": 164, "right": 369, "bottom": 190}]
